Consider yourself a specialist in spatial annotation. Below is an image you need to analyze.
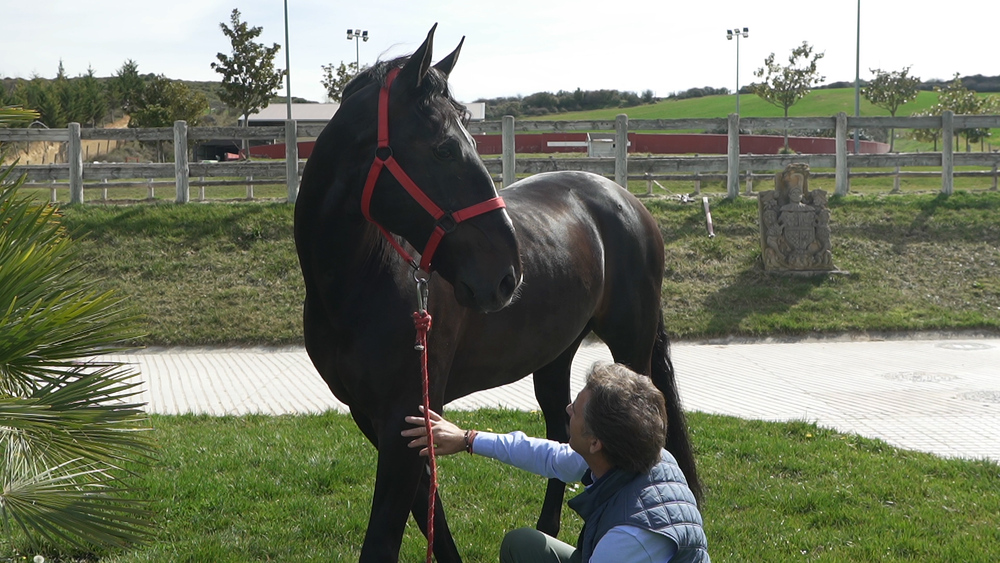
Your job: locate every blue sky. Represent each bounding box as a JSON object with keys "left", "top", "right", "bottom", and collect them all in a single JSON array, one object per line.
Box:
[{"left": 5, "top": 1, "right": 998, "bottom": 104}]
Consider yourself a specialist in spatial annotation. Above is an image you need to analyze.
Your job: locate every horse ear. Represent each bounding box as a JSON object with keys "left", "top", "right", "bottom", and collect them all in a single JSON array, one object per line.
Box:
[
  {"left": 432, "top": 36, "right": 464, "bottom": 79},
  {"left": 398, "top": 23, "right": 437, "bottom": 90}
]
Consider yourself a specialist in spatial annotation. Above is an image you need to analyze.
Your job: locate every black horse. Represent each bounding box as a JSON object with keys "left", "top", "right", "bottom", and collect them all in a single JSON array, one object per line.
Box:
[{"left": 294, "top": 25, "right": 700, "bottom": 562}]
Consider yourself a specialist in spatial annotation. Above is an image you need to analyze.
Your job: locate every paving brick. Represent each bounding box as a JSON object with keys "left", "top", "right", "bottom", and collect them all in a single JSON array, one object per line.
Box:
[{"left": 102, "top": 337, "right": 1000, "bottom": 463}]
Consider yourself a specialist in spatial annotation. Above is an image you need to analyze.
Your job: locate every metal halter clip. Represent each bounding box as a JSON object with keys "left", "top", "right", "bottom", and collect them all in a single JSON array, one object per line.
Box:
[
  {"left": 413, "top": 273, "right": 430, "bottom": 351},
  {"left": 414, "top": 272, "right": 430, "bottom": 315}
]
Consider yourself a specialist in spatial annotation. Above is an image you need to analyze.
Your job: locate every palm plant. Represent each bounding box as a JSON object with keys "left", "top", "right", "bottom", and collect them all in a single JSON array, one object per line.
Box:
[{"left": 1, "top": 106, "right": 156, "bottom": 555}]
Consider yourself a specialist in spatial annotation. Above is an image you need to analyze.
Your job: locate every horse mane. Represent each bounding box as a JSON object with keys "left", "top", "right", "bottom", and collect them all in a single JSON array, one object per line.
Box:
[{"left": 342, "top": 57, "right": 470, "bottom": 126}]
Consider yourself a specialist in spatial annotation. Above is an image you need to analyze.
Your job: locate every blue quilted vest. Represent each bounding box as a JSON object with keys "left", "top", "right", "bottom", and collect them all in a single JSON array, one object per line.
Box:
[{"left": 567, "top": 450, "right": 709, "bottom": 562}]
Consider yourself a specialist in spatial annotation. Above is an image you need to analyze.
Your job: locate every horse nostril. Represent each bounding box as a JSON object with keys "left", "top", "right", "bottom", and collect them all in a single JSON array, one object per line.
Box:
[{"left": 498, "top": 270, "right": 517, "bottom": 298}]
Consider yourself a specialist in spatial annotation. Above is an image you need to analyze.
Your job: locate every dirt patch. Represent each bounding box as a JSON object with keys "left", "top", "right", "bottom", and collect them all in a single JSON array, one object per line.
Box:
[{"left": 3, "top": 116, "right": 131, "bottom": 165}]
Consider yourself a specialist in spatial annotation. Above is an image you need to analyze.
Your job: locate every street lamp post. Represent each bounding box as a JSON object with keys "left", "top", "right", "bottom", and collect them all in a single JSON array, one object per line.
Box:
[
  {"left": 347, "top": 29, "right": 369, "bottom": 69},
  {"left": 283, "top": 0, "right": 291, "bottom": 120},
  {"left": 726, "top": 27, "right": 749, "bottom": 116},
  {"left": 854, "top": 0, "right": 861, "bottom": 154}
]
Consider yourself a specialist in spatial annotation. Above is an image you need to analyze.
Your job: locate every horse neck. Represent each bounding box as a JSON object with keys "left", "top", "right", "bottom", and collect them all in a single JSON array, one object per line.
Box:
[{"left": 297, "top": 142, "right": 403, "bottom": 311}]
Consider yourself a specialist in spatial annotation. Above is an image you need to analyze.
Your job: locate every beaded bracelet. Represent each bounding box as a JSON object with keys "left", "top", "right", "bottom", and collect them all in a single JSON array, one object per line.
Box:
[{"left": 464, "top": 429, "right": 478, "bottom": 454}]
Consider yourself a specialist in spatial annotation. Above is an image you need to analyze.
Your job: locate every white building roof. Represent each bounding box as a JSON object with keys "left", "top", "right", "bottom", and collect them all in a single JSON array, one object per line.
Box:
[
  {"left": 244, "top": 103, "right": 340, "bottom": 124},
  {"left": 245, "top": 100, "right": 484, "bottom": 124}
]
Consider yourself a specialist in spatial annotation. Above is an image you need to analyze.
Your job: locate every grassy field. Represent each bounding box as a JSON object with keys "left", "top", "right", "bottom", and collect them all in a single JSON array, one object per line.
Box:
[
  {"left": 522, "top": 88, "right": 1000, "bottom": 152},
  {"left": 5, "top": 180, "right": 1000, "bottom": 561},
  {"left": 5, "top": 411, "right": 998, "bottom": 562},
  {"left": 538, "top": 88, "right": 945, "bottom": 121},
  {"left": 56, "top": 189, "right": 1000, "bottom": 346}
]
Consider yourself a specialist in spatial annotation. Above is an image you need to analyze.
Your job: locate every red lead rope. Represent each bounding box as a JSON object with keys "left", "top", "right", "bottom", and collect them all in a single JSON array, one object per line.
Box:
[{"left": 412, "top": 309, "right": 436, "bottom": 562}]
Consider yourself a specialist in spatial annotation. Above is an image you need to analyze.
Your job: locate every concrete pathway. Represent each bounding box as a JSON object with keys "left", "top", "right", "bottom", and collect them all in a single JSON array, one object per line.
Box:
[{"left": 104, "top": 335, "right": 1000, "bottom": 463}]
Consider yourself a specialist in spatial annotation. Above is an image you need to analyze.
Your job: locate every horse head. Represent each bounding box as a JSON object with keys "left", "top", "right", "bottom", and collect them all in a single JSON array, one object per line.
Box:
[{"left": 339, "top": 24, "right": 522, "bottom": 313}]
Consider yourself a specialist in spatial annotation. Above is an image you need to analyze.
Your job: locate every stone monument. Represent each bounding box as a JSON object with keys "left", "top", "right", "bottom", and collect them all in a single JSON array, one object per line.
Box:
[{"left": 758, "top": 163, "right": 840, "bottom": 274}]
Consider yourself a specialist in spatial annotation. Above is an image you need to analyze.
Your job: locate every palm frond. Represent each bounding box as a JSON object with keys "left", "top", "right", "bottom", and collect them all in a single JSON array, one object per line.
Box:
[
  {"left": 1, "top": 157, "right": 155, "bottom": 552},
  {"left": 2, "top": 459, "right": 154, "bottom": 551}
]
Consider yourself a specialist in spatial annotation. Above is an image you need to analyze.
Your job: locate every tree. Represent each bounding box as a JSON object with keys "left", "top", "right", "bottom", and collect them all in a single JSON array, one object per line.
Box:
[
  {"left": 128, "top": 75, "right": 208, "bottom": 162},
  {"left": 935, "top": 74, "right": 989, "bottom": 151},
  {"left": 211, "top": 8, "right": 285, "bottom": 128},
  {"left": 107, "top": 60, "right": 146, "bottom": 120},
  {"left": 22, "top": 78, "right": 66, "bottom": 129},
  {"left": 128, "top": 75, "right": 208, "bottom": 128},
  {"left": 77, "top": 67, "right": 108, "bottom": 127},
  {"left": 864, "top": 66, "right": 921, "bottom": 151},
  {"left": 320, "top": 61, "right": 363, "bottom": 102},
  {"left": 909, "top": 109, "right": 941, "bottom": 151},
  {"left": 752, "top": 42, "right": 825, "bottom": 151},
  {"left": 0, "top": 144, "right": 154, "bottom": 553}
]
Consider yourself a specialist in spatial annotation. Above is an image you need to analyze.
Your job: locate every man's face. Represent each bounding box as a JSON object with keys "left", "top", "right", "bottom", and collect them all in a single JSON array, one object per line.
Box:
[{"left": 566, "top": 388, "right": 594, "bottom": 456}]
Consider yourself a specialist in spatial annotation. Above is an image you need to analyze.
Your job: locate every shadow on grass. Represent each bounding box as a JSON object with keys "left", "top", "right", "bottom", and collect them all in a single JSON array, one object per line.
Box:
[
  {"left": 829, "top": 191, "right": 1000, "bottom": 251},
  {"left": 700, "top": 263, "right": 831, "bottom": 337},
  {"left": 61, "top": 202, "right": 295, "bottom": 249}
]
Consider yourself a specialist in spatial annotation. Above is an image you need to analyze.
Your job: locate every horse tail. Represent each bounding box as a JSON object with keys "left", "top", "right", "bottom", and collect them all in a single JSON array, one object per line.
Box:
[{"left": 651, "top": 313, "right": 703, "bottom": 502}]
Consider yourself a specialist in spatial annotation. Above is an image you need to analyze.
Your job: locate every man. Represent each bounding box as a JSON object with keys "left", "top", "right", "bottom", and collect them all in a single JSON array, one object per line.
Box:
[{"left": 402, "top": 362, "right": 709, "bottom": 562}]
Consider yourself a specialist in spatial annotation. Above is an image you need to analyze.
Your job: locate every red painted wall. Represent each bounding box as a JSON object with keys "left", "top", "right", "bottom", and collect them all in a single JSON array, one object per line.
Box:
[
  {"left": 249, "top": 133, "right": 888, "bottom": 159},
  {"left": 474, "top": 133, "right": 888, "bottom": 155}
]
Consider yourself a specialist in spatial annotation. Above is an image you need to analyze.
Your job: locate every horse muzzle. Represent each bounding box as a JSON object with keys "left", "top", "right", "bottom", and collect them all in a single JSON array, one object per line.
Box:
[{"left": 454, "top": 265, "right": 521, "bottom": 313}]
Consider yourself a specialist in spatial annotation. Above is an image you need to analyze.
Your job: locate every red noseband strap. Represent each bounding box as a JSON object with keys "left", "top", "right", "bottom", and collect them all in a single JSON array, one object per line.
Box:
[{"left": 360, "top": 67, "right": 506, "bottom": 273}]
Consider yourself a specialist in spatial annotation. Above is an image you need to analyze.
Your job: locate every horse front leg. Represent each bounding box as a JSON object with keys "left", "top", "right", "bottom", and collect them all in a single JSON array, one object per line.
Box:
[
  {"left": 410, "top": 475, "right": 461, "bottom": 562},
  {"left": 360, "top": 400, "right": 463, "bottom": 562},
  {"left": 359, "top": 403, "right": 429, "bottom": 562}
]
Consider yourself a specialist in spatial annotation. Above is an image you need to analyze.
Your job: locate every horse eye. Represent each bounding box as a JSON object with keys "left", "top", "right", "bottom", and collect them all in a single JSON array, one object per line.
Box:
[{"left": 433, "top": 143, "right": 454, "bottom": 160}]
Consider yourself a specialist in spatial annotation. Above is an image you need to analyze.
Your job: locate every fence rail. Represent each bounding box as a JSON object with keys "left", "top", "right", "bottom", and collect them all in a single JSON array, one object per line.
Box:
[{"left": 3, "top": 112, "right": 999, "bottom": 203}]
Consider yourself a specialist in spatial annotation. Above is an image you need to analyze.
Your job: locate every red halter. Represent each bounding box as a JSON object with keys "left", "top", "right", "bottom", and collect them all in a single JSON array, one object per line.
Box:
[{"left": 360, "top": 67, "right": 506, "bottom": 273}]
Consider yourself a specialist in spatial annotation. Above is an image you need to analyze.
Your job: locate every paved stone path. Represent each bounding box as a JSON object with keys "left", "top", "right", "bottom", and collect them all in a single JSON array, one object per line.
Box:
[{"left": 105, "top": 335, "right": 1000, "bottom": 463}]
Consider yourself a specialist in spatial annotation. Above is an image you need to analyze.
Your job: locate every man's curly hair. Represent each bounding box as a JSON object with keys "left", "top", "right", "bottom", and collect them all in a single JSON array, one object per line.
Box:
[{"left": 583, "top": 363, "right": 668, "bottom": 474}]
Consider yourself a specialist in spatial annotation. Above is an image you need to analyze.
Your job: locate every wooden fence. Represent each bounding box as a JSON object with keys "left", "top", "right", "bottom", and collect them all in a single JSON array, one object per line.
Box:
[{"left": 2, "top": 112, "right": 999, "bottom": 204}]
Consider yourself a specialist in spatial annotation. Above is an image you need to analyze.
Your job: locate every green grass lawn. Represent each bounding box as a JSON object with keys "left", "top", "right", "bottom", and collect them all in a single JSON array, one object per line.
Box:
[
  {"left": 5, "top": 411, "right": 997, "bottom": 562},
  {"left": 520, "top": 88, "right": 1000, "bottom": 152},
  {"left": 6, "top": 184, "right": 1000, "bottom": 562},
  {"left": 55, "top": 190, "right": 1000, "bottom": 346}
]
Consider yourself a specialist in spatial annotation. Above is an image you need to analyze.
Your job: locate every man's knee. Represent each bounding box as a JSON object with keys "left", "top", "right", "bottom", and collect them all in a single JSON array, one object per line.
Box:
[{"left": 500, "top": 527, "right": 575, "bottom": 563}]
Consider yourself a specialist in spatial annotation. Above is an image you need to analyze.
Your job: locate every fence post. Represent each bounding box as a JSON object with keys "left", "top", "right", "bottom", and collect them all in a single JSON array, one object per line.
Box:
[
  {"left": 835, "top": 112, "right": 849, "bottom": 196},
  {"left": 285, "top": 119, "right": 299, "bottom": 203},
  {"left": 726, "top": 113, "right": 739, "bottom": 198},
  {"left": 174, "top": 120, "right": 190, "bottom": 203},
  {"left": 68, "top": 122, "right": 83, "bottom": 204},
  {"left": 941, "top": 110, "right": 954, "bottom": 195},
  {"left": 992, "top": 164, "right": 998, "bottom": 191},
  {"left": 615, "top": 114, "right": 628, "bottom": 188},
  {"left": 502, "top": 115, "right": 515, "bottom": 188}
]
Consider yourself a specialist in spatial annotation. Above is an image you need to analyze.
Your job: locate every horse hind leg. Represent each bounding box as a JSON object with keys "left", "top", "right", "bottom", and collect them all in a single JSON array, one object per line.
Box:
[
  {"left": 531, "top": 330, "right": 588, "bottom": 538},
  {"left": 593, "top": 304, "right": 703, "bottom": 502}
]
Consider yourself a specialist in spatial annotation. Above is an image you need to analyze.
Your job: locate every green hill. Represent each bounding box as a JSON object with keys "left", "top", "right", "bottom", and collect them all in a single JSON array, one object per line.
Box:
[{"left": 526, "top": 88, "right": 975, "bottom": 121}]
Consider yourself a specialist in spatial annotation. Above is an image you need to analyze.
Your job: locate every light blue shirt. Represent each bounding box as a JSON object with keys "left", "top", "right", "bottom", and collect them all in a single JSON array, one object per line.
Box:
[{"left": 472, "top": 431, "right": 678, "bottom": 562}]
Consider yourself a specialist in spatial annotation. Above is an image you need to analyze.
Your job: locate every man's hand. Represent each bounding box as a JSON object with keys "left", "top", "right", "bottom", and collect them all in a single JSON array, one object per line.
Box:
[{"left": 402, "top": 406, "right": 468, "bottom": 457}]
